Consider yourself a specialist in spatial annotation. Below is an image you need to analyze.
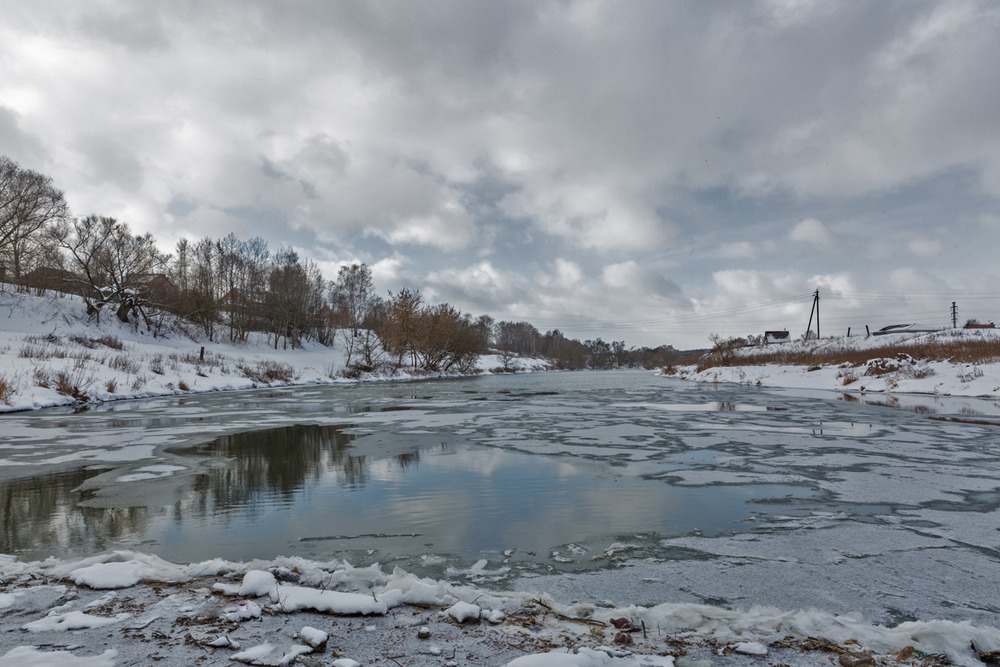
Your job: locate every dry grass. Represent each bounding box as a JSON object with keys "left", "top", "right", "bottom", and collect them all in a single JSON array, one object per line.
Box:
[
  {"left": 53, "top": 369, "right": 90, "bottom": 402},
  {"left": 696, "top": 337, "right": 1000, "bottom": 372},
  {"left": 238, "top": 359, "right": 296, "bottom": 384},
  {"left": 0, "top": 374, "right": 13, "bottom": 405}
]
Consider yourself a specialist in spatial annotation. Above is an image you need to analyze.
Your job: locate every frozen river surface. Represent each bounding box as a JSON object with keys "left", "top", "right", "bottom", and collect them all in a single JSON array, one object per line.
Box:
[{"left": 2, "top": 370, "right": 999, "bottom": 626}]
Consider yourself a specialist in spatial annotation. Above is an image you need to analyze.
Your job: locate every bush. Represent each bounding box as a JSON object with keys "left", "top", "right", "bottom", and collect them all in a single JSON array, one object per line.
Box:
[
  {"left": 838, "top": 369, "right": 859, "bottom": 385},
  {"left": 149, "top": 354, "right": 165, "bottom": 375},
  {"left": 53, "top": 370, "right": 89, "bottom": 402},
  {"left": 109, "top": 354, "right": 141, "bottom": 374},
  {"left": 238, "top": 359, "right": 296, "bottom": 384}
]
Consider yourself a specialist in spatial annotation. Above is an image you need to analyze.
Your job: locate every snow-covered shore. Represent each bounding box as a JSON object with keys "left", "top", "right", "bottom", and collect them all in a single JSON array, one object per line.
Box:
[
  {"left": 0, "top": 290, "right": 543, "bottom": 414},
  {"left": 4, "top": 549, "right": 999, "bottom": 667},
  {"left": 672, "top": 330, "right": 1000, "bottom": 400}
]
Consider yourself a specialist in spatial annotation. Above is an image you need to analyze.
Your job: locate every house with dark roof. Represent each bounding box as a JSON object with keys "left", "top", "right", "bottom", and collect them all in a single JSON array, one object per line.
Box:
[{"left": 764, "top": 330, "right": 790, "bottom": 344}]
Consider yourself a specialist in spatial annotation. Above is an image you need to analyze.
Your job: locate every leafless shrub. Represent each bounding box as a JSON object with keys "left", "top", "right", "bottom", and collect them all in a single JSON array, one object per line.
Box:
[
  {"left": 338, "top": 366, "right": 362, "bottom": 380},
  {"left": 19, "top": 343, "right": 66, "bottom": 359},
  {"left": 95, "top": 335, "right": 124, "bottom": 350},
  {"left": 238, "top": 359, "right": 296, "bottom": 384},
  {"left": 105, "top": 378, "right": 117, "bottom": 393},
  {"left": 178, "top": 380, "right": 190, "bottom": 391},
  {"left": 131, "top": 374, "right": 147, "bottom": 391},
  {"left": 33, "top": 367, "right": 50, "bottom": 387},
  {"left": 149, "top": 354, "right": 165, "bottom": 375},
  {"left": 838, "top": 369, "right": 858, "bottom": 385},
  {"left": 957, "top": 366, "right": 985, "bottom": 383},
  {"left": 69, "top": 334, "right": 122, "bottom": 350},
  {"left": 109, "top": 354, "right": 141, "bottom": 374}
]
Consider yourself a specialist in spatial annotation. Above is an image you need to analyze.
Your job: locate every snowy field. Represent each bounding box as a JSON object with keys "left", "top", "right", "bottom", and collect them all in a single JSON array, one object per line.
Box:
[{"left": 2, "top": 290, "right": 1000, "bottom": 666}]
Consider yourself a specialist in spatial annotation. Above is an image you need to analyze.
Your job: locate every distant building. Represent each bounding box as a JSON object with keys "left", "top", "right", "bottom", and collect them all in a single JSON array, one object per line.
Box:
[
  {"left": 764, "top": 330, "right": 790, "bottom": 344},
  {"left": 964, "top": 320, "right": 996, "bottom": 329}
]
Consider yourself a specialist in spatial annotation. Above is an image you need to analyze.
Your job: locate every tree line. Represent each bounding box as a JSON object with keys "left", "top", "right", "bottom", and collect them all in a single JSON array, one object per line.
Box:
[{"left": 1, "top": 155, "right": 680, "bottom": 373}]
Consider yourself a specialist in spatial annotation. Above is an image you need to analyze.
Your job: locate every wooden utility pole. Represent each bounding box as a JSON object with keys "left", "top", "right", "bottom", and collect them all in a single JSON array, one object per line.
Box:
[
  {"left": 805, "top": 290, "right": 820, "bottom": 339},
  {"left": 951, "top": 302, "right": 958, "bottom": 329}
]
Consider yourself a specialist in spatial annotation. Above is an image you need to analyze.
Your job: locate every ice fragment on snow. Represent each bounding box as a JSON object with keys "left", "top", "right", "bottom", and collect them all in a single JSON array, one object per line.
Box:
[
  {"left": 732, "top": 641, "right": 767, "bottom": 656},
  {"left": 224, "top": 599, "right": 262, "bottom": 621},
  {"left": 239, "top": 570, "right": 277, "bottom": 597},
  {"left": 231, "top": 642, "right": 275, "bottom": 663},
  {"left": 331, "top": 659, "right": 361, "bottom": 667},
  {"left": 69, "top": 560, "right": 149, "bottom": 589},
  {"left": 268, "top": 585, "right": 388, "bottom": 615},
  {"left": 446, "top": 600, "right": 481, "bottom": 623},
  {"left": 23, "top": 610, "right": 131, "bottom": 632},
  {"left": 297, "top": 625, "right": 328, "bottom": 648}
]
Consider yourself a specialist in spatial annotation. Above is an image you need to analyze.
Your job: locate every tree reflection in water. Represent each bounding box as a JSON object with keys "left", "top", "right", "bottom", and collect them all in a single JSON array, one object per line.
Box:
[{"left": 0, "top": 424, "right": 424, "bottom": 559}]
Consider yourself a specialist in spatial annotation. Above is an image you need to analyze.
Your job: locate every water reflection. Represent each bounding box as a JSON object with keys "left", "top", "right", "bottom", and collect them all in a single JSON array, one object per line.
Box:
[
  {"left": 0, "top": 420, "right": 804, "bottom": 567},
  {"left": 178, "top": 424, "right": 369, "bottom": 497},
  {"left": 838, "top": 391, "right": 1000, "bottom": 423}
]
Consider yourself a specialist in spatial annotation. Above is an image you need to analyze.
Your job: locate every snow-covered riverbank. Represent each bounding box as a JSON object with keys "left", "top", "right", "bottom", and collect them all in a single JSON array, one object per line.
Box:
[
  {"left": 672, "top": 330, "right": 1000, "bottom": 399},
  {"left": 0, "top": 290, "right": 543, "bottom": 413},
  {"left": 3, "top": 549, "right": 998, "bottom": 667}
]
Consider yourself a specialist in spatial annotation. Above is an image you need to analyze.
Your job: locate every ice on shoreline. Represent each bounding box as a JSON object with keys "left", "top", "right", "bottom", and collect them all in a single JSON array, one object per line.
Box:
[{"left": 1, "top": 549, "right": 999, "bottom": 667}]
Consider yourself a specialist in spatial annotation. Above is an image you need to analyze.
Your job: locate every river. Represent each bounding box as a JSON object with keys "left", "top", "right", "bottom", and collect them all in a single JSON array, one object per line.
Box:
[{"left": 2, "top": 370, "right": 999, "bottom": 626}]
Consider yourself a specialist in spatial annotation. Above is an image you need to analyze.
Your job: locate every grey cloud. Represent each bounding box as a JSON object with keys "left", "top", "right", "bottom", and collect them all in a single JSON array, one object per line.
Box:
[{"left": 2, "top": 0, "right": 999, "bottom": 347}]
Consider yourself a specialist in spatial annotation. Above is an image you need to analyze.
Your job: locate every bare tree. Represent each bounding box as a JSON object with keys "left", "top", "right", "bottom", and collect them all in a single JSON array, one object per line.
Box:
[
  {"left": 263, "top": 248, "right": 326, "bottom": 349},
  {"left": 331, "top": 263, "right": 377, "bottom": 365},
  {"left": 0, "top": 156, "right": 69, "bottom": 287},
  {"left": 51, "top": 215, "right": 169, "bottom": 324},
  {"left": 374, "top": 287, "right": 423, "bottom": 369}
]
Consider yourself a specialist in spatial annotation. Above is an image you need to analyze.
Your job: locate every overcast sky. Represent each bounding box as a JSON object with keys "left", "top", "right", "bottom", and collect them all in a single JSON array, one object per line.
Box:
[{"left": 2, "top": 1, "right": 998, "bottom": 348}]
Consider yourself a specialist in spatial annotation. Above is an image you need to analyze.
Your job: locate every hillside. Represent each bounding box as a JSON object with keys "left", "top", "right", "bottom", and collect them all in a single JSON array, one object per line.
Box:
[{"left": 0, "top": 289, "right": 529, "bottom": 413}]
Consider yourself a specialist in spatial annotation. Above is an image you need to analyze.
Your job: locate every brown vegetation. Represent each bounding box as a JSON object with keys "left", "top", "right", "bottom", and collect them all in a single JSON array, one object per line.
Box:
[{"left": 0, "top": 374, "right": 12, "bottom": 405}]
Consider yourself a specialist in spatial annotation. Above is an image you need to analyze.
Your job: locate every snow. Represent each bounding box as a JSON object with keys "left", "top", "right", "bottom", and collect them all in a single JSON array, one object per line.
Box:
[
  {"left": 0, "top": 647, "right": 117, "bottom": 667},
  {"left": 268, "top": 585, "right": 391, "bottom": 615},
  {"left": 445, "top": 600, "right": 482, "bottom": 622},
  {"left": 674, "top": 329, "right": 1000, "bottom": 399},
  {"left": 504, "top": 647, "right": 676, "bottom": 666},
  {"left": 0, "top": 289, "right": 546, "bottom": 414},
  {"left": 68, "top": 560, "right": 150, "bottom": 589},
  {"left": 2, "top": 290, "right": 1000, "bottom": 665},
  {"left": 0, "top": 549, "right": 997, "bottom": 666}
]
